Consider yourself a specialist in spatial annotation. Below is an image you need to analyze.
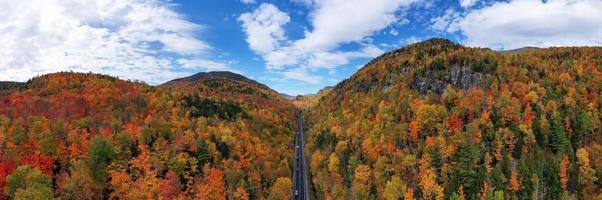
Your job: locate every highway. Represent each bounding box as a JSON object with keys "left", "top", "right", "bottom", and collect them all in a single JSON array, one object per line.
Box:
[{"left": 292, "top": 111, "right": 308, "bottom": 200}]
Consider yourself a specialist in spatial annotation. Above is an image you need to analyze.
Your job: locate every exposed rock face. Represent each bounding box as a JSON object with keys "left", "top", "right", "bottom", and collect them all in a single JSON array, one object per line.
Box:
[{"left": 412, "top": 66, "right": 491, "bottom": 95}]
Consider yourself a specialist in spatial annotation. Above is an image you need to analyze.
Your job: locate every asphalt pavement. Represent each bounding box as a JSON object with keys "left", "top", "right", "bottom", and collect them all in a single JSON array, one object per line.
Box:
[{"left": 292, "top": 112, "right": 308, "bottom": 200}]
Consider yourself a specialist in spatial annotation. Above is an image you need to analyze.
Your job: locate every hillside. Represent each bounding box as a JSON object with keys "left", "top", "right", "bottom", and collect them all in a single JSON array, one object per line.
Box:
[
  {"left": 160, "top": 71, "right": 269, "bottom": 90},
  {"left": 292, "top": 86, "right": 333, "bottom": 109},
  {"left": 306, "top": 38, "right": 602, "bottom": 199},
  {"left": 0, "top": 71, "right": 297, "bottom": 199}
]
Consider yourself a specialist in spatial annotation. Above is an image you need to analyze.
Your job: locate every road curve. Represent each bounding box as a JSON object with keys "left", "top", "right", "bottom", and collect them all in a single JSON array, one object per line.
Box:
[{"left": 292, "top": 111, "right": 308, "bottom": 200}]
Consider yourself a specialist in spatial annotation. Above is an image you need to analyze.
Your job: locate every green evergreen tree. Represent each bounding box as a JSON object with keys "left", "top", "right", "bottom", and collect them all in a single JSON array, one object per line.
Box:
[
  {"left": 550, "top": 113, "right": 570, "bottom": 154},
  {"left": 196, "top": 138, "right": 211, "bottom": 166},
  {"left": 87, "top": 136, "right": 115, "bottom": 185}
]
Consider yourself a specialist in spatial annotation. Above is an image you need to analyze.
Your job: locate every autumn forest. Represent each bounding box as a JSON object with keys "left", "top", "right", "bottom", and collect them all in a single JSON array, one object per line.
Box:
[{"left": 1, "top": 38, "right": 602, "bottom": 200}]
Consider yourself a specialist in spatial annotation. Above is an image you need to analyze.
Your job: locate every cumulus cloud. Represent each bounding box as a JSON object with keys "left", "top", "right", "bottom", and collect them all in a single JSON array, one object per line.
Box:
[
  {"left": 176, "top": 59, "right": 236, "bottom": 72},
  {"left": 281, "top": 68, "right": 323, "bottom": 84},
  {"left": 438, "top": 0, "right": 602, "bottom": 50},
  {"left": 0, "top": 0, "right": 232, "bottom": 84},
  {"left": 431, "top": 8, "right": 462, "bottom": 32},
  {"left": 239, "top": 0, "right": 416, "bottom": 83},
  {"left": 296, "top": 0, "right": 415, "bottom": 51},
  {"left": 238, "top": 4, "right": 290, "bottom": 55},
  {"left": 459, "top": 0, "right": 479, "bottom": 8}
]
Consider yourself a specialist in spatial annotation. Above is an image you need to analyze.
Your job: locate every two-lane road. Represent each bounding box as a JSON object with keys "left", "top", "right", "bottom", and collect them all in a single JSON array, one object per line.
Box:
[{"left": 292, "top": 112, "right": 308, "bottom": 200}]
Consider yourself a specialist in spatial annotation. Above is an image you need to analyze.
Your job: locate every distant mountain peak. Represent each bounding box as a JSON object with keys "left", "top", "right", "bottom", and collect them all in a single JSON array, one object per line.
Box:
[
  {"left": 279, "top": 93, "right": 296, "bottom": 100},
  {"left": 414, "top": 38, "right": 459, "bottom": 46},
  {"left": 160, "top": 71, "right": 269, "bottom": 89},
  {"left": 500, "top": 46, "right": 540, "bottom": 54}
]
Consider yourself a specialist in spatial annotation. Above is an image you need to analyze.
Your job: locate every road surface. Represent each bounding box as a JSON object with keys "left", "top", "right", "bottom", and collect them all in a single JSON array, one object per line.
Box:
[{"left": 292, "top": 112, "right": 308, "bottom": 200}]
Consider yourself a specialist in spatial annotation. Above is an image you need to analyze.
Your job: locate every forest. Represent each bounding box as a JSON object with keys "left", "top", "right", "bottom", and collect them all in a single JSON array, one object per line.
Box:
[
  {"left": 0, "top": 72, "right": 297, "bottom": 199},
  {"left": 304, "top": 38, "right": 602, "bottom": 199},
  {"left": 1, "top": 38, "right": 602, "bottom": 200}
]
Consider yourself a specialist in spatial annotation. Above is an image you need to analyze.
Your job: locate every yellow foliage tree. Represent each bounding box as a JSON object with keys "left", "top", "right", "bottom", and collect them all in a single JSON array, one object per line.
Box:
[
  {"left": 268, "top": 177, "right": 292, "bottom": 200},
  {"left": 353, "top": 164, "right": 372, "bottom": 199},
  {"left": 418, "top": 154, "right": 441, "bottom": 200},
  {"left": 234, "top": 186, "right": 249, "bottom": 200},
  {"left": 384, "top": 175, "right": 406, "bottom": 200},
  {"left": 576, "top": 148, "right": 597, "bottom": 197},
  {"left": 328, "top": 153, "right": 340, "bottom": 174}
]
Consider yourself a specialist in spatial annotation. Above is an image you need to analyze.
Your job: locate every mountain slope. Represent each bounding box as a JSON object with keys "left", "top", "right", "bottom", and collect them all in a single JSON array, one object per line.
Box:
[
  {"left": 160, "top": 71, "right": 269, "bottom": 89},
  {"left": 0, "top": 71, "right": 297, "bottom": 199},
  {"left": 159, "top": 71, "right": 297, "bottom": 128},
  {"left": 292, "top": 86, "right": 333, "bottom": 109},
  {"left": 306, "top": 38, "right": 602, "bottom": 199}
]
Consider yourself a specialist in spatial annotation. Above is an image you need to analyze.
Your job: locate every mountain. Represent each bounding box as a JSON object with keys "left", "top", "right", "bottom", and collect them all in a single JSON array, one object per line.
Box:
[
  {"left": 0, "top": 71, "right": 297, "bottom": 199},
  {"left": 1, "top": 39, "right": 601, "bottom": 200},
  {"left": 279, "top": 93, "right": 296, "bottom": 100},
  {"left": 500, "top": 46, "right": 540, "bottom": 54},
  {"left": 159, "top": 71, "right": 297, "bottom": 125},
  {"left": 160, "top": 71, "right": 269, "bottom": 89},
  {"left": 292, "top": 86, "right": 333, "bottom": 108},
  {"left": 306, "top": 38, "right": 602, "bottom": 199}
]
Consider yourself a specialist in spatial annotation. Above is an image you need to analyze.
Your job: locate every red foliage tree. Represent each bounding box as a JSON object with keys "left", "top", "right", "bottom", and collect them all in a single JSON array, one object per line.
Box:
[
  {"left": 447, "top": 114, "right": 463, "bottom": 135},
  {"left": 523, "top": 105, "right": 534, "bottom": 127},
  {"left": 160, "top": 171, "right": 183, "bottom": 199},
  {"left": 0, "top": 160, "right": 16, "bottom": 199},
  {"left": 20, "top": 153, "right": 53, "bottom": 176}
]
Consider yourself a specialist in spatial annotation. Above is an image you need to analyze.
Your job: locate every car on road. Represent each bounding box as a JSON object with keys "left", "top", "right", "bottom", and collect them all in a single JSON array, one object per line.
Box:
[
  {"left": 295, "top": 190, "right": 298, "bottom": 196},
  {"left": 296, "top": 145, "right": 299, "bottom": 149}
]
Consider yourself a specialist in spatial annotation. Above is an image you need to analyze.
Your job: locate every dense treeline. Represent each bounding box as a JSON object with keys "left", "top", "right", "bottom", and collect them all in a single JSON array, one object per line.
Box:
[
  {"left": 306, "top": 39, "right": 602, "bottom": 199},
  {"left": 183, "top": 95, "right": 248, "bottom": 120},
  {"left": 0, "top": 72, "right": 297, "bottom": 199},
  {"left": 0, "top": 82, "right": 26, "bottom": 97}
]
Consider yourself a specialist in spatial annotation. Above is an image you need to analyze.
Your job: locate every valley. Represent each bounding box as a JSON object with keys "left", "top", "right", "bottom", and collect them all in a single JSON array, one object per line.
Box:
[{"left": 1, "top": 39, "right": 602, "bottom": 199}]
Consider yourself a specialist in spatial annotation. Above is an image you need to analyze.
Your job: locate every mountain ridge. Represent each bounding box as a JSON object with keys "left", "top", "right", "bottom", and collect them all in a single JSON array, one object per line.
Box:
[
  {"left": 305, "top": 38, "right": 602, "bottom": 199},
  {"left": 0, "top": 71, "right": 298, "bottom": 200},
  {"left": 159, "top": 71, "right": 270, "bottom": 90}
]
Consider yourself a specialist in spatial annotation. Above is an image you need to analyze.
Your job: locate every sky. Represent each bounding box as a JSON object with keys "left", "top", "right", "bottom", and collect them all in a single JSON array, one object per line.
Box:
[{"left": 1, "top": 0, "right": 601, "bottom": 95}]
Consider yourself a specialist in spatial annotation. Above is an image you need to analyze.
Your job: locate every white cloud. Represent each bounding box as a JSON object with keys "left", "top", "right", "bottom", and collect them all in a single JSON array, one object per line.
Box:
[
  {"left": 238, "top": 4, "right": 290, "bottom": 55},
  {"left": 459, "top": 0, "right": 479, "bottom": 8},
  {"left": 441, "top": 0, "right": 602, "bottom": 50},
  {"left": 431, "top": 8, "right": 462, "bottom": 32},
  {"left": 241, "top": 0, "right": 256, "bottom": 4},
  {"left": 239, "top": 1, "right": 416, "bottom": 83},
  {"left": 397, "top": 18, "right": 411, "bottom": 26},
  {"left": 177, "top": 59, "right": 235, "bottom": 71},
  {"left": 296, "top": 0, "right": 416, "bottom": 51},
  {"left": 404, "top": 36, "right": 424, "bottom": 45},
  {"left": 0, "top": 0, "right": 232, "bottom": 84},
  {"left": 281, "top": 68, "right": 323, "bottom": 84},
  {"left": 389, "top": 29, "right": 399, "bottom": 36}
]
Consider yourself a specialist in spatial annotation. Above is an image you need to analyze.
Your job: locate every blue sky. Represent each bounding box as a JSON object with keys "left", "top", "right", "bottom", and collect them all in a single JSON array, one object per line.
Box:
[
  {"left": 173, "top": 0, "right": 465, "bottom": 95},
  {"left": 1, "top": 0, "right": 601, "bottom": 95}
]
